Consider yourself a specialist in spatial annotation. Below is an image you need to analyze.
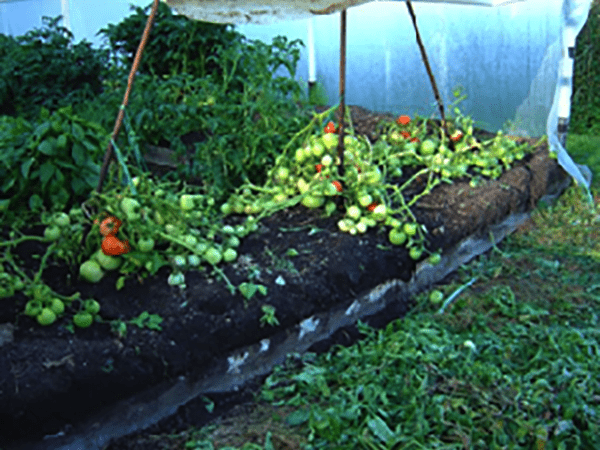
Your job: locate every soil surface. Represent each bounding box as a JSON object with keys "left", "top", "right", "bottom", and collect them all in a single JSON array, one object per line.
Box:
[{"left": 0, "top": 105, "right": 567, "bottom": 449}]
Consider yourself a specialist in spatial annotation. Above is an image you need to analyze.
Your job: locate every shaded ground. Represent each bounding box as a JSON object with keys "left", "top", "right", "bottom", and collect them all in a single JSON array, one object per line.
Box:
[{"left": 0, "top": 105, "right": 567, "bottom": 449}]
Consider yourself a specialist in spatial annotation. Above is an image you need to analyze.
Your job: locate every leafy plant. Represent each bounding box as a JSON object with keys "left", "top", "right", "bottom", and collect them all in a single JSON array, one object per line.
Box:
[
  {"left": 0, "top": 16, "right": 109, "bottom": 120},
  {"left": 0, "top": 106, "right": 107, "bottom": 216},
  {"left": 98, "top": 1, "right": 240, "bottom": 80}
]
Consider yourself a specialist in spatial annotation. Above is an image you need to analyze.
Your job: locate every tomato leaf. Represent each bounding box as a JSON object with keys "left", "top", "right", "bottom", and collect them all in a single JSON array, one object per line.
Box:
[
  {"left": 71, "top": 142, "right": 86, "bottom": 166},
  {"left": 38, "top": 162, "right": 55, "bottom": 186},
  {"left": 20, "top": 157, "right": 34, "bottom": 178},
  {"left": 38, "top": 139, "right": 56, "bottom": 156}
]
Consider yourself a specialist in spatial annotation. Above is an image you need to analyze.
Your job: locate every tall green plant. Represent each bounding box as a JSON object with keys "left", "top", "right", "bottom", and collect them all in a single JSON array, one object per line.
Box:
[
  {"left": 98, "top": 1, "right": 240, "bottom": 79},
  {"left": 0, "top": 16, "right": 109, "bottom": 120}
]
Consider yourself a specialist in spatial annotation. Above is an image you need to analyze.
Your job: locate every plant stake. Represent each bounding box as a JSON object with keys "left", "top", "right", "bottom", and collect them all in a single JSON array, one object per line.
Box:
[{"left": 405, "top": 0, "right": 455, "bottom": 151}]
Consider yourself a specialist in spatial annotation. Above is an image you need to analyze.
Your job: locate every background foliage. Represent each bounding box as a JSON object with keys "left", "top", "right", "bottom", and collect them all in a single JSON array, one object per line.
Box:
[
  {"left": 0, "top": 16, "right": 109, "bottom": 120},
  {"left": 571, "top": 0, "right": 600, "bottom": 135},
  {"left": 97, "top": 2, "right": 239, "bottom": 80}
]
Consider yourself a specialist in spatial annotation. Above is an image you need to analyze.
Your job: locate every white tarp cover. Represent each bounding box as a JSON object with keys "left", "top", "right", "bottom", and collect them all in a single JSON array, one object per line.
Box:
[{"left": 163, "top": 0, "right": 526, "bottom": 25}]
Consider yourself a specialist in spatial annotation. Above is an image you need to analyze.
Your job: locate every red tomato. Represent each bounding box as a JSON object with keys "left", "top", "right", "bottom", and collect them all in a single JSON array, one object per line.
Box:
[
  {"left": 101, "top": 235, "right": 130, "bottom": 256},
  {"left": 315, "top": 164, "right": 323, "bottom": 173},
  {"left": 324, "top": 121, "right": 336, "bottom": 134},
  {"left": 99, "top": 216, "right": 122, "bottom": 237},
  {"left": 396, "top": 115, "right": 411, "bottom": 126},
  {"left": 401, "top": 131, "right": 411, "bottom": 139},
  {"left": 331, "top": 180, "right": 343, "bottom": 193}
]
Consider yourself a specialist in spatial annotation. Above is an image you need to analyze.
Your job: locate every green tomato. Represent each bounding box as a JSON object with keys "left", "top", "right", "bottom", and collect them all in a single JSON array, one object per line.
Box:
[
  {"left": 409, "top": 247, "right": 423, "bottom": 260},
  {"left": 84, "top": 299, "right": 101, "bottom": 315},
  {"left": 429, "top": 289, "right": 444, "bottom": 304},
  {"left": 204, "top": 247, "right": 222, "bottom": 265},
  {"left": 295, "top": 147, "right": 306, "bottom": 163},
  {"left": 79, "top": 260, "right": 104, "bottom": 283},
  {"left": 195, "top": 242, "right": 209, "bottom": 254},
  {"left": 32, "top": 285, "right": 50, "bottom": 302},
  {"left": 44, "top": 225, "right": 61, "bottom": 241},
  {"left": 275, "top": 166, "right": 290, "bottom": 182},
  {"left": 325, "top": 201, "right": 337, "bottom": 216},
  {"left": 346, "top": 205, "right": 361, "bottom": 220},
  {"left": 120, "top": 197, "right": 141, "bottom": 219},
  {"left": 53, "top": 212, "right": 70, "bottom": 227},
  {"left": 138, "top": 237, "right": 155, "bottom": 252},
  {"left": 358, "top": 193, "right": 373, "bottom": 208},
  {"left": 420, "top": 140, "right": 436, "bottom": 155},
  {"left": 37, "top": 308, "right": 57, "bottom": 326},
  {"left": 49, "top": 298, "right": 65, "bottom": 315},
  {"left": 73, "top": 312, "right": 93, "bottom": 328},
  {"left": 302, "top": 195, "right": 324, "bottom": 209},
  {"left": 228, "top": 236, "right": 241, "bottom": 248},
  {"left": 183, "top": 235, "right": 198, "bottom": 247},
  {"left": 173, "top": 255, "right": 187, "bottom": 267},
  {"left": 180, "top": 195, "right": 195, "bottom": 211},
  {"left": 220, "top": 203, "right": 232, "bottom": 215},
  {"left": 24, "top": 300, "right": 43, "bottom": 317},
  {"left": 403, "top": 223, "right": 418, "bottom": 236},
  {"left": 321, "top": 154, "right": 333, "bottom": 166},
  {"left": 165, "top": 224, "right": 177, "bottom": 235},
  {"left": 223, "top": 248, "right": 238, "bottom": 262},
  {"left": 344, "top": 135, "right": 359, "bottom": 148},
  {"left": 428, "top": 253, "right": 442, "bottom": 265},
  {"left": 372, "top": 204, "right": 387, "bottom": 221},
  {"left": 364, "top": 168, "right": 382, "bottom": 185},
  {"left": 273, "top": 193, "right": 288, "bottom": 203},
  {"left": 389, "top": 229, "right": 407, "bottom": 246},
  {"left": 94, "top": 250, "right": 122, "bottom": 271},
  {"left": 188, "top": 254, "right": 201, "bottom": 267},
  {"left": 311, "top": 143, "right": 325, "bottom": 158},
  {"left": 321, "top": 133, "right": 338, "bottom": 151},
  {"left": 297, "top": 178, "right": 310, "bottom": 194}
]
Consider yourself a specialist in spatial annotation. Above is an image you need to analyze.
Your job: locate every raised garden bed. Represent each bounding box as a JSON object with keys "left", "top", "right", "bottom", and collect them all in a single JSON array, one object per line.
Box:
[{"left": 0, "top": 105, "right": 571, "bottom": 450}]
